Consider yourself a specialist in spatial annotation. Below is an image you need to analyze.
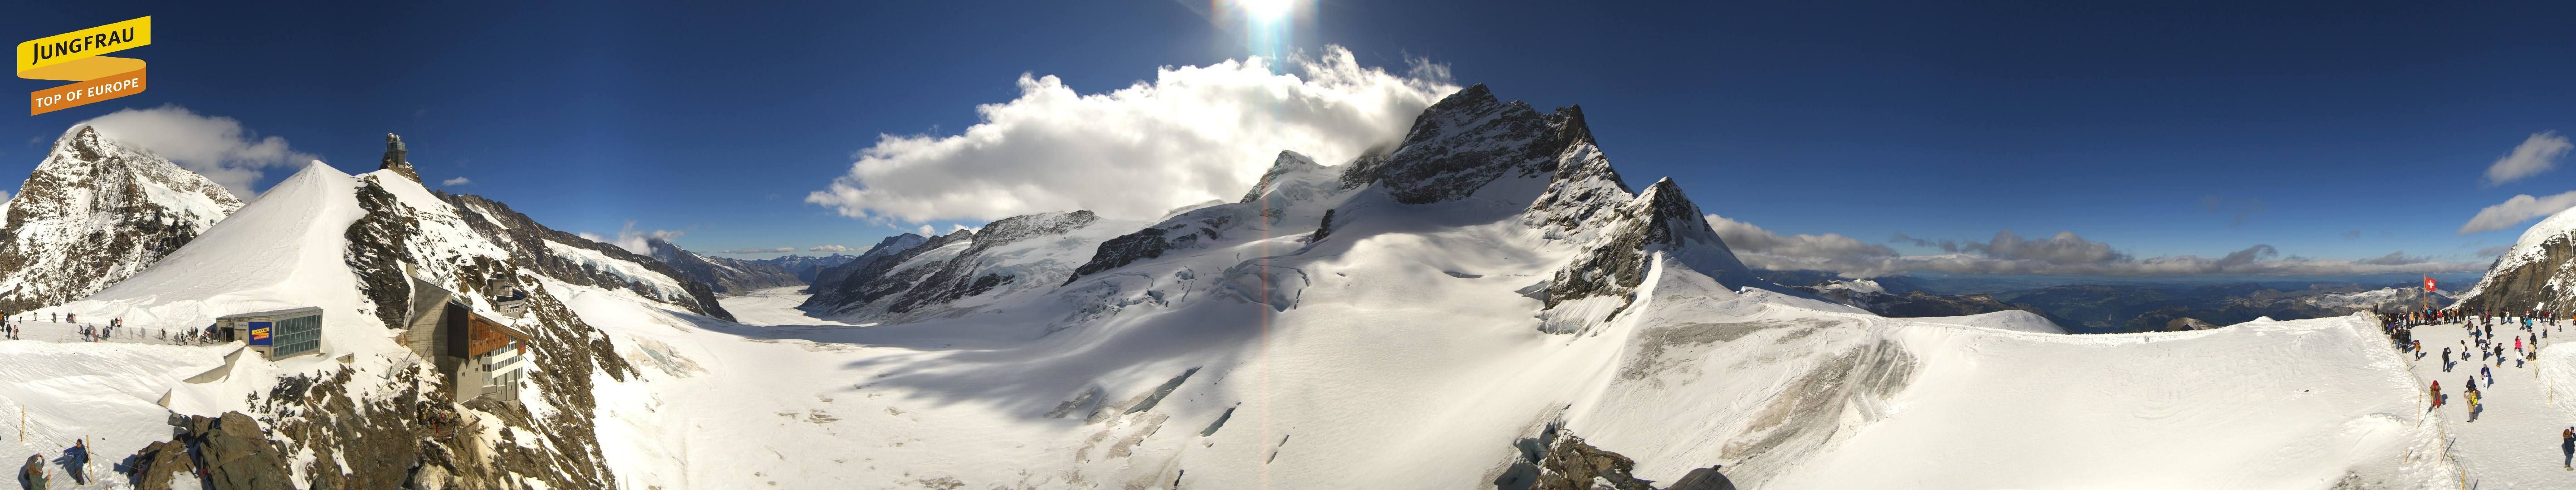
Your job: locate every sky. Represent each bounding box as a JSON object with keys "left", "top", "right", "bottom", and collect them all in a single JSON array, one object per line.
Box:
[{"left": 5, "top": 1, "right": 2572, "bottom": 279}]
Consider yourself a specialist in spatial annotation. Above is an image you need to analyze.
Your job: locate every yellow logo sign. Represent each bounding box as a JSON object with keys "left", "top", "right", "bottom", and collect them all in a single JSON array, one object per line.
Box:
[{"left": 19, "top": 16, "right": 151, "bottom": 116}]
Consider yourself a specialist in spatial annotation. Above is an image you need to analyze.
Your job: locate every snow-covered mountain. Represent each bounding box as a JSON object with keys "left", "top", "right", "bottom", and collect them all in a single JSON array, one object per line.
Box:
[
  {"left": 2455, "top": 206, "right": 2576, "bottom": 313},
  {"left": 0, "top": 86, "right": 2503, "bottom": 489},
  {"left": 751, "top": 252, "right": 860, "bottom": 283},
  {"left": 24, "top": 135, "right": 737, "bottom": 488},
  {"left": 0, "top": 126, "right": 243, "bottom": 313},
  {"left": 644, "top": 238, "right": 802, "bottom": 294},
  {"left": 800, "top": 84, "right": 1765, "bottom": 333}
]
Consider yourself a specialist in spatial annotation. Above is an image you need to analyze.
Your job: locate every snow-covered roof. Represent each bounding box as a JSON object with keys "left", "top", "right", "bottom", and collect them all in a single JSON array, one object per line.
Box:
[{"left": 215, "top": 306, "right": 323, "bottom": 320}]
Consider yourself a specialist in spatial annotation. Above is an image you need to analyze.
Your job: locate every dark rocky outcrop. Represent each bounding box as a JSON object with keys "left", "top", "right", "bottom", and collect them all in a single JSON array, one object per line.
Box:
[
  {"left": 137, "top": 412, "right": 295, "bottom": 490},
  {"left": 2457, "top": 233, "right": 2576, "bottom": 314},
  {"left": 345, "top": 176, "right": 422, "bottom": 329},
  {"left": 1338, "top": 84, "right": 1585, "bottom": 204},
  {"left": 1497, "top": 426, "right": 1731, "bottom": 490},
  {"left": 1064, "top": 209, "right": 1236, "bottom": 285},
  {"left": 439, "top": 192, "right": 734, "bottom": 321}
]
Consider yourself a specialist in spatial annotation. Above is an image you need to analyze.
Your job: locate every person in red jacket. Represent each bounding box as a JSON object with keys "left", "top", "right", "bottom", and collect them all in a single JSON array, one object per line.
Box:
[{"left": 2431, "top": 380, "right": 2444, "bottom": 408}]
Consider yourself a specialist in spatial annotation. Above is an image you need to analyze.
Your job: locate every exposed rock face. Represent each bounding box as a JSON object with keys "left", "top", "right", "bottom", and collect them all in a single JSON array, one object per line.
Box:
[
  {"left": 1338, "top": 84, "right": 1582, "bottom": 204},
  {"left": 803, "top": 211, "right": 1105, "bottom": 318},
  {"left": 189, "top": 412, "right": 295, "bottom": 490},
  {"left": 380, "top": 133, "right": 422, "bottom": 183},
  {"left": 645, "top": 237, "right": 803, "bottom": 294},
  {"left": 345, "top": 178, "right": 422, "bottom": 329},
  {"left": 320, "top": 161, "right": 659, "bottom": 489},
  {"left": 128, "top": 439, "right": 195, "bottom": 490},
  {"left": 2457, "top": 211, "right": 2576, "bottom": 314},
  {"left": 0, "top": 126, "right": 243, "bottom": 313},
  {"left": 438, "top": 191, "right": 734, "bottom": 320}
]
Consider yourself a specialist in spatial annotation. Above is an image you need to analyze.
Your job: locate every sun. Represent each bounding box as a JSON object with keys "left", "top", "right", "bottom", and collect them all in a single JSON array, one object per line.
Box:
[{"left": 1239, "top": 0, "right": 1294, "bottom": 23}]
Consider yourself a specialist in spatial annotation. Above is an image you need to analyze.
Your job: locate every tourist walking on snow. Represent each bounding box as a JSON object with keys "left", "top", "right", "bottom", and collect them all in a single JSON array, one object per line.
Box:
[
  {"left": 2563, "top": 427, "right": 2574, "bottom": 470},
  {"left": 2431, "top": 381, "right": 2444, "bottom": 408}
]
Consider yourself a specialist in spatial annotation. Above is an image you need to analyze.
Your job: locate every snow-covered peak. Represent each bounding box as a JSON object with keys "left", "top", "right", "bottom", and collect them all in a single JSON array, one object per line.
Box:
[
  {"left": 0, "top": 125, "right": 248, "bottom": 311},
  {"left": 1334, "top": 83, "right": 1591, "bottom": 204},
  {"left": 2456, "top": 204, "right": 2576, "bottom": 312},
  {"left": 1239, "top": 151, "right": 1326, "bottom": 203}
]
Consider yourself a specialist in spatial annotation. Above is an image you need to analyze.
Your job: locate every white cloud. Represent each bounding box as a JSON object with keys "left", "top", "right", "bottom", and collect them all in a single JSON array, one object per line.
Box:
[
  {"left": 917, "top": 225, "right": 936, "bottom": 236},
  {"left": 2483, "top": 131, "right": 2574, "bottom": 186},
  {"left": 441, "top": 176, "right": 471, "bottom": 186},
  {"left": 809, "top": 245, "right": 854, "bottom": 253},
  {"left": 73, "top": 105, "right": 316, "bottom": 195},
  {"left": 2458, "top": 191, "right": 2576, "bottom": 235},
  {"left": 808, "top": 45, "right": 1457, "bottom": 224},
  {"left": 580, "top": 221, "right": 683, "bottom": 255},
  {"left": 951, "top": 224, "right": 976, "bottom": 234},
  {"left": 1717, "top": 214, "right": 2482, "bottom": 277},
  {"left": 716, "top": 247, "right": 794, "bottom": 254}
]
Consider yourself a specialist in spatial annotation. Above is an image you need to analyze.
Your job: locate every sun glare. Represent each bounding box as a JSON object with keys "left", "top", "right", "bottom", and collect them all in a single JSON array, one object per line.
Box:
[{"left": 1240, "top": 0, "right": 1294, "bottom": 23}]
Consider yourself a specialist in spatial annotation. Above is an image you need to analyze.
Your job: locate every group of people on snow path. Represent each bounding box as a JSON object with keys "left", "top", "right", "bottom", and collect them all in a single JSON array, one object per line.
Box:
[
  {"left": 0, "top": 311, "right": 223, "bottom": 346},
  {"left": 16, "top": 438, "right": 93, "bottom": 489},
  {"left": 2395, "top": 307, "right": 2576, "bottom": 469}
]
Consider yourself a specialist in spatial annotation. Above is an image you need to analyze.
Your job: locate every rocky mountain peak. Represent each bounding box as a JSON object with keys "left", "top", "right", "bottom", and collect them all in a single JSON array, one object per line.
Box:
[
  {"left": 1333, "top": 83, "right": 1602, "bottom": 205},
  {"left": 379, "top": 133, "right": 421, "bottom": 183},
  {"left": 0, "top": 126, "right": 247, "bottom": 311}
]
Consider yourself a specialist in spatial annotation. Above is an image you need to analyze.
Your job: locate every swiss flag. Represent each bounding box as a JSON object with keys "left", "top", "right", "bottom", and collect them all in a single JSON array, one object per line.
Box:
[{"left": 2425, "top": 276, "right": 2436, "bottom": 292}]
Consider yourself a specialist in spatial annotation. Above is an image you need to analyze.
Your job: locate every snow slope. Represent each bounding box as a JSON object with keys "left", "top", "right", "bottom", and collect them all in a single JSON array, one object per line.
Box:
[
  {"left": 556, "top": 85, "right": 2475, "bottom": 489},
  {"left": 580, "top": 252, "right": 2462, "bottom": 489}
]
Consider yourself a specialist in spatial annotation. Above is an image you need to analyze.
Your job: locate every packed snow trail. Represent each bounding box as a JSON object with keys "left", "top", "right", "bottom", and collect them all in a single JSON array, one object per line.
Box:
[
  {"left": 0, "top": 320, "right": 218, "bottom": 346},
  {"left": 0, "top": 339, "right": 226, "bottom": 489},
  {"left": 2406, "top": 318, "right": 2576, "bottom": 488}
]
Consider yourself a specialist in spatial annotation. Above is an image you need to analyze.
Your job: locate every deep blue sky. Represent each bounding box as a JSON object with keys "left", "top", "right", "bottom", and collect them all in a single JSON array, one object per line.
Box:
[{"left": 6, "top": 1, "right": 2572, "bottom": 268}]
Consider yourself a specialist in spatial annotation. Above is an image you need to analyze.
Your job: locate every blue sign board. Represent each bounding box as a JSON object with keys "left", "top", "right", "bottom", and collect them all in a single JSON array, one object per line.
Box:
[{"left": 247, "top": 321, "right": 272, "bottom": 346}]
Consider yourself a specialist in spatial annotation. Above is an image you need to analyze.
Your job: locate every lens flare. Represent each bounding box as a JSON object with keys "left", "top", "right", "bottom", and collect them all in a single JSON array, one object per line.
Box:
[{"left": 1240, "top": 0, "right": 1294, "bottom": 23}]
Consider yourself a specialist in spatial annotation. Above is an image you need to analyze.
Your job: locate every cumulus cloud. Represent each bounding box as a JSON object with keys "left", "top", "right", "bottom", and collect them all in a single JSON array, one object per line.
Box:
[
  {"left": 716, "top": 247, "right": 794, "bottom": 254},
  {"left": 917, "top": 225, "right": 936, "bottom": 236},
  {"left": 73, "top": 105, "right": 317, "bottom": 196},
  {"left": 2356, "top": 251, "right": 2430, "bottom": 265},
  {"left": 441, "top": 176, "right": 471, "bottom": 186},
  {"left": 1718, "top": 215, "right": 2482, "bottom": 277},
  {"left": 809, "top": 245, "right": 854, "bottom": 253},
  {"left": 578, "top": 221, "right": 683, "bottom": 255},
  {"left": 2483, "top": 131, "right": 2573, "bottom": 186},
  {"left": 2457, "top": 191, "right": 2576, "bottom": 235},
  {"left": 807, "top": 45, "right": 1457, "bottom": 224},
  {"left": 1707, "top": 214, "right": 1897, "bottom": 269}
]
